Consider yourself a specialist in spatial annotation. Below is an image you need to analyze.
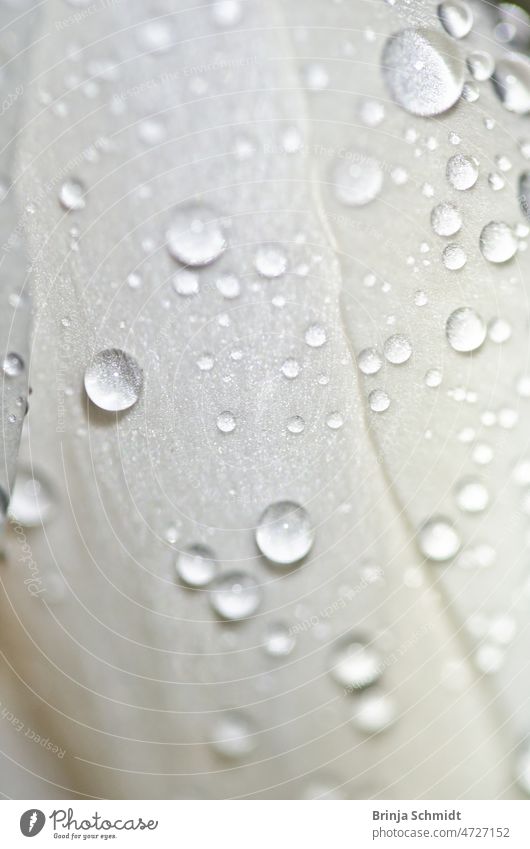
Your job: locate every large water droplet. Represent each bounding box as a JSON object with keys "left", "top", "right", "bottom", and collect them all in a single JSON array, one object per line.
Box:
[
  {"left": 209, "top": 572, "right": 261, "bottom": 620},
  {"left": 492, "top": 56, "right": 530, "bottom": 114},
  {"left": 256, "top": 501, "right": 314, "bottom": 565},
  {"left": 330, "top": 637, "right": 382, "bottom": 690},
  {"left": 84, "top": 348, "right": 143, "bottom": 412},
  {"left": 382, "top": 28, "right": 465, "bottom": 116},
  {"left": 438, "top": 1, "right": 473, "bottom": 39},
  {"left": 175, "top": 544, "right": 218, "bottom": 587},
  {"left": 479, "top": 221, "right": 518, "bottom": 263},
  {"left": 167, "top": 204, "right": 226, "bottom": 267},
  {"left": 446, "top": 307, "right": 486, "bottom": 352},
  {"left": 210, "top": 711, "right": 256, "bottom": 760},
  {"left": 418, "top": 516, "right": 461, "bottom": 561},
  {"left": 331, "top": 153, "right": 383, "bottom": 206}
]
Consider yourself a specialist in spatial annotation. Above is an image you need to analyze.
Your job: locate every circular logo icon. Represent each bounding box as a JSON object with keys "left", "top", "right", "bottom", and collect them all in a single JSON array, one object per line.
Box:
[{"left": 20, "top": 810, "right": 45, "bottom": 837}]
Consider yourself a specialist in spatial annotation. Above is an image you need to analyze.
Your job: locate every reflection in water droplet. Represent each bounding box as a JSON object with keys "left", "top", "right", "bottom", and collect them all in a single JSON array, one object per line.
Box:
[
  {"left": 330, "top": 638, "right": 382, "bottom": 690},
  {"left": 84, "top": 348, "right": 143, "bottom": 412},
  {"left": 438, "top": 1, "right": 473, "bottom": 38},
  {"left": 209, "top": 572, "right": 261, "bottom": 620},
  {"left": 446, "top": 307, "right": 486, "bottom": 352},
  {"left": 492, "top": 57, "right": 530, "bottom": 114},
  {"left": 210, "top": 711, "right": 256, "bottom": 760},
  {"left": 331, "top": 153, "right": 383, "bottom": 206},
  {"left": 382, "top": 28, "right": 465, "bottom": 116},
  {"left": 418, "top": 516, "right": 461, "bottom": 560},
  {"left": 175, "top": 544, "right": 218, "bottom": 587},
  {"left": 59, "top": 178, "right": 86, "bottom": 211},
  {"left": 479, "top": 221, "right": 517, "bottom": 263},
  {"left": 256, "top": 501, "right": 314, "bottom": 565},
  {"left": 167, "top": 204, "right": 226, "bottom": 267}
]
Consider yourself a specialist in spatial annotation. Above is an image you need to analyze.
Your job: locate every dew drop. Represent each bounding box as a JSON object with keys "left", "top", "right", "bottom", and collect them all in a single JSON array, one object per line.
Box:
[
  {"left": 438, "top": 1, "right": 473, "bottom": 38},
  {"left": 197, "top": 353, "right": 214, "bottom": 371},
  {"left": 442, "top": 243, "right": 467, "bottom": 270},
  {"left": 446, "top": 307, "right": 486, "bottom": 353},
  {"left": 209, "top": 572, "right": 261, "bottom": 620},
  {"left": 350, "top": 689, "right": 396, "bottom": 734},
  {"left": 216, "top": 411, "right": 236, "bottom": 433},
  {"left": 382, "top": 28, "right": 465, "bottom": 117},
  {"left": 330, "top": 637, "right": 382, "bottom": 690},
  {"left": 216, "top": 273, "right": 240, "bottom": 299},
  {"left": 331, "top": 154, "right": 383, "bottom": 207},
  {"left": 9, "top": 469, "right": 55, "bottom": 527},
  {"left": 59, "top": 178, "right": 86, "bottom": 211},
  {"left": 418, "top": 516, "right": 461, "bottom": 561},
  {"left": 3, "top": 352, "right": 24, "bottom": 377},
  {"left": 455, "top": 477, "right": 489, "bottom": 512},
  {"left": 479, "top": 221, "right": 517, "bottom": 263},
  {"left": 492, "top": 56, "right": 530, "bottom": 114},
  {"left": 431, "top": 202, "right": 462, "bottom": 236},
  {"left": 446, "top": 153, "right": 478, "bottom": 190},
  {"left": 281, "top": 358, "right": 300, "bottom": 379},
  {"left": 466, "top": 50, "right": 494, "bottom": 81},
  {"left": 210, "top": 711, "right": 256, "bottom": 760},
  {"left": 84, "top": 348, "right": 142, "bottom": 412},
  {"left": 304, "top": 323, "right": 327, "bottom": 348},
  {"left": 263, "top": 622, "right": 295, "bottom": 657},
  {"left": 383, "top": 334, "right": 412, "bottom": 365},
  {"left": 167, "top": 204, "right": 226, "bottom": 267},
  {"left": 172, "top": 269, "right": 199, "bottom": 296},
  {"left": 254, "top": 244, "right": 287, "bottom": 278},
  {"left": 369, "top": 389, "right": 390, "bottom": 412},
  {"left": 425, "top": 368, "right": 442, "bottom": 387},
  {"left": 358, "top": 348, "right": 382, "bottom": 375},
  {"left": 326, "top": 412, "right": 344, "bottom": 430},
  {"left": 175, "top": 544, "right": 218, "bottom": 588},
  {"left": 256, "top": 501, "right": 314, "bottom": 565},
  {"left": 287, "top": 415, "right": 305, "bottom": 434},
  {"left": 212, "top": 0, "right": 242, "bottom": 27}
]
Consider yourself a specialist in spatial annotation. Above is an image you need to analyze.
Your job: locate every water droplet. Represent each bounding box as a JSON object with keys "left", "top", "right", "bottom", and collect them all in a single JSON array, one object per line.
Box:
[
  {"left": 488, "top": 317, "right": 512, "bottom": 343},
  {"left": 172, "top": 269, "right": 199, "bottom": 296},
  {"left": 492, "top": 57, "right": 530, "bottom": 114},
  {"left": 197, "top": 353, "right": 214, "bottom": 371},
  {"left": 210, "top": 711, "right": 256, "bottom": 760},
  {"left": 461, "top": 80, "right": 479, "bottom": 102},
  {"left": 519, "top": 172, "right": 530, "bottom": 218},
  {"left": 446, "top": 307, "right": 486, "bottom": 352},
  {"left": 438, "top": 1, "right": 473, "bottom": 38},
  {"left": 167, "top": 204, "right": 226, "bottom": 267},
  {"left": 304, "top": 323, "right": 327, "bottom": 348},
  {"left": 136, "top": 20, "right": 172, "bottom": 53},
  {"left": 479, "top": 221, "right": 517, "bottom": 263},
  {"left": 350, "top": 689, "right": 396, "bottom": 734},
  {"left": 455, "top": 477, "right": 489, "bottom": 512},
  {"left": 330, "top": 637, "right": 382, "bottom": 690},
  {"left": 216, "top": 411, "right": 236, "bottom": 433},
  {"left": 127, "top": 272, "right": 142, "bottom": 289},
  {"left": 358, "top": 99, "right": 385, "bottom": 127},
  {"left": 425, "top": 368, "right": 442, "bottom": 387},
  {"left": 254, "top": 244, "right": 287, "bottom": 278},
  {"left": 442, "top": 243, "right": 467, "bottom": 270},
  {"left": 357, "top": 348, "right": 382, "bottom": 375},
  {"left": 383, "top": 334, "right": 412, "bottom": 365},
  {"left": 59, "top": 178, "right": 86, "bottom": 211},
  {"left": 84, "top": 348, "right": 142, "bottom": 412},
  {"left": 212, "top": 0, "right": 243, "bottom": 27},
  {"left": 256, "top": 501, "right": 314, "bottom": 565},
  {"left": 446, "top": 153, "right": 478, "bottom": 190},
  {"left": 209, "top": 572, "right": 261, "bottom": 620},
  {"left": 467, "top": 50, "right": 494, "bottom": 81},
  {"left": 331, "top": 153, "right": 383, "bottom": 206},
  {"left": 431, "top": 202, "right": 462, "bottom": 236},
  {"left": 287, "top": 415, "right": 305, "bottom": 434},
  {"left": 514, "top": 744, "right": 530, "bottom": 796},
  {"left": 263, "top": 622, "right": 295, "bottom": 657},
  {"left": 9, "top": 468, "right": 55, "bottom": 527},
  {"left": 304, "top": 63, "right": 329, "bottom": 91},
  {"left": 3, "top": 352, "right": 24, "bottom": 377},
  {"left": 175, "top": 544, "right": 218, "bottom": 588},
  {"left": 326, "top": 412, "right": 344, "bottom": 430},
  {"left": 382, "top": 28, "right": 465, "bottom": 117},
  {"left": 369, "top": 389, "right": 390, "bottom": 412},
  {"left": 216, "top": 273, "right": 240, "bottom": 299},
  {"left": 418, "top": 516, "right": 461, "bottom": 560},
  {"left": 281, "top": 358, "right": 300, "bottom": 379}
]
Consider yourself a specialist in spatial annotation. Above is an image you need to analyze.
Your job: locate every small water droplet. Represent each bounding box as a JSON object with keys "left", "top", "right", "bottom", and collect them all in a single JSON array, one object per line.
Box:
[
  {"left": 3, "top": 352, "right": 24, "bottom": 377},
  {"left": 418, "top": 516, "right": 461, "bottom": 561},
  {"left": 263, "top": 622, "right": 295, "bottom": 657},
  {"left": 446, "top": 153, "right": 478, "bottom": 190},
  {"left": 216, "top": 411, "right": 236, "bottom": 433},
  {"left": 287, "top": 415, "right": 305, "bottom": 434},
  {"left": 281, "top": 358, "right": 300, "bottom": 379},
  {"left": 256, "top": 501, "right": 314, "bottom": 565},
  {"left": 212, "top": 0, "right": 243, "bottom": 27},
  {"left": 9, "top": 469, "right": 55, "bottom": 527},
  {"left": 59, "top": 178, "right": 86, "bottom": 211},
  {"left": 382, "top": 28, "right": 465, "bottom": 116},
  {"left": 216, "top": 273, "right": 240, "bottom": 299},
  {"left": 167, "top": 204, "right": 226, "bottom": 267},
  {"left": 369, "top": 389, "right": 390, "bottom": 412},
  {"left": 431, "top": 202, "right": 462, "bottom": 236},
  {"left": 383, "top": 334, "right": 412, "bottom": 365},
  {"left": 331, "top": 153, "right": 383, "bottom": 206},
  {"left": 438, "top": 1, "right": 473, "bottom": 38},
  {"left": 466, "top": 50, "right": 494, "bottom": 81},
  {"left": 350, "top": 689, "right": 396, "bottom": 734},
  {"left": 425, "top": 368, "right": 442, "bottom": 387},
  {"left": 84, "top": 348, "right": 142, "bottom": 412},
  {"left": 357, "top": 348, "right": 382, "bottom": 375},
  {"left": 175, "top": 544, "right": 218, "bottom": 587},
  {"left": 304, "top": 323, "right": 327, "bottom": 348},
  {"left": 479, "top": 221, "right": 518, "bottom": 263},
  {"left": 455, "top": 477, "right": 489, "bottom": 512},
  {"left": 254, "top": 245, "right": 287, "bottom": 278},
  {"left": 209, "top": 572, "right": 261, "bottom": 620},
  {"left": 172, "top": 269, "right": 199, "bottom": 296},
  {"left": 330, "top": 637, "right": 382, "bottom": 690},
  {"left": 326, "top": 412, "right": 344, "bottom": 430},
  {"left": 442, "top": 243, "right": 467, "bottom": 270},
  {"left": 446, "top": 307, "right": 486, "bottom": 352}
]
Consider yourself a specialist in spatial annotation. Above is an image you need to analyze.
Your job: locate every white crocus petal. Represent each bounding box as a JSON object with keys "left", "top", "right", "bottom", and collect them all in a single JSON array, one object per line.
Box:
[{"left": 0, "top": 0, "right": 524, "bottom": 799}]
